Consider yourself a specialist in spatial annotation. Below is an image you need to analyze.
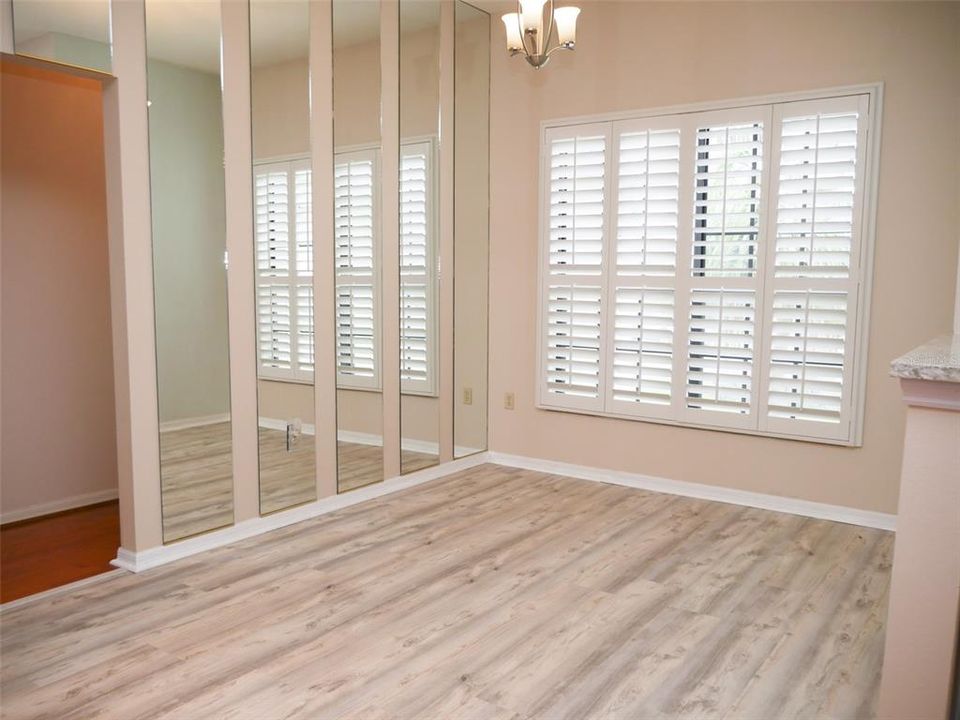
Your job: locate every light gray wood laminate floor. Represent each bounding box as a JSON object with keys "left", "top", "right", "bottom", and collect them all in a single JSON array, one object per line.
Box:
[{"left": 0, "top": 464, "right": 892, "bottom": 719}]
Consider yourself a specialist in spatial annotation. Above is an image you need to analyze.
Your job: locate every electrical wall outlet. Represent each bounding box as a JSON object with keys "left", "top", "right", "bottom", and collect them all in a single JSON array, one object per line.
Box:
[
  {"left": 286, "top": 418, "right": 303, "bottom": 451},
  {"left": 504, "top": 392, "right": 515, "bottom": 410},
  {"left": 463, "top": 387, "right": 473, "bottom": 405}
]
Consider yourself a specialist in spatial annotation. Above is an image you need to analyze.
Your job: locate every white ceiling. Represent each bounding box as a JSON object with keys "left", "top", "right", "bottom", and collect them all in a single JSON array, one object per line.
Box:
[{"left": 12, "top": 0, "right": 451, "bottom": 74}]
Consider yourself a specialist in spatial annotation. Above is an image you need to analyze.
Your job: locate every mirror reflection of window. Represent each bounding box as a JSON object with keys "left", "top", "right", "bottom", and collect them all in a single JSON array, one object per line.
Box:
[
  {"left": 250, "top": 0, "right": 316, "bottom": 515},
  {"left": 333, "top": 0, "right": 385, "bottom": 493},
  {"left": 399, "top": 0, "right": 442, "bottom": 475}
]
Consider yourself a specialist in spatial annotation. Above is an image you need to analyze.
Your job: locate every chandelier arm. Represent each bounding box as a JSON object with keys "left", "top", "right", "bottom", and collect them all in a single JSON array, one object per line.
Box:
[
  {"left": 544, "top": 41, "right": 574, "bottom": 58},
  {"left": 543, "top": 0, "right": 556, "bottom": 55},
  {"left": 516, "top": 1, "right": 535, "bottom": 59}
]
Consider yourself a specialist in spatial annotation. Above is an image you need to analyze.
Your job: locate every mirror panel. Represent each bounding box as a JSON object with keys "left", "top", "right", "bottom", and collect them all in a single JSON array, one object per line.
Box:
[
  {"left": 12, "top": 0, "right": 112, "bottom": 73},
  {"left": 146, "top": 0, "right": 233, "bottom": 541},
  {"left": 399, "top": 0, "right": 441, "bottom": 475},
  {"left": 334, "top": 0, "right": 384, "bottom": 492},
  {"left": 454, "top": 1, "right": 490, "bottom": 458},
  {"left": 250, "top": 0, "right": 316, "bottom": 514}
]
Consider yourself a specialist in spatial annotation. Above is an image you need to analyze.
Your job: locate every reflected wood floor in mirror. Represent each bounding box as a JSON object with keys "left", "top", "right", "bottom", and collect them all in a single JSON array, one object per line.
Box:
[
  {"left": 161, "top": 424, "right": 440, "bottom": 537},
  {"left": 159, "top": 423, "right": 234, "bottom": 542},
  {"left": 0, "top": 465, "right": 891, "bottom": 719}
]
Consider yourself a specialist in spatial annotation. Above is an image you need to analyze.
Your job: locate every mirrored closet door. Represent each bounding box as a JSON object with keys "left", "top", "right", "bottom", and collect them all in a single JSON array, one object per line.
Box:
[
  {"left": 400, "top": 0, "right": 442, "bottom": 474},
  {"left": 250, "top": 0, "right": 317, "bottom": 514},
  {"left": 146, "top": 0, "right": 234, "bottom": 541},
  {"left": 11, "top": 0, "right": 112, "bottom": 73},
  {"left": 333, "top": 0, "right": 386, "bottom": 492},
  {"left": 454, "top": 0, "right": 490, "bottom": 458}
]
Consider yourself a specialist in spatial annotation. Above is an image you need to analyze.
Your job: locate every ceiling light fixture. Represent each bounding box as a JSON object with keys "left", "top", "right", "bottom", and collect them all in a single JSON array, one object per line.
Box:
[{"left": 502, "top": 0, "right": 580, "bottom": 70}]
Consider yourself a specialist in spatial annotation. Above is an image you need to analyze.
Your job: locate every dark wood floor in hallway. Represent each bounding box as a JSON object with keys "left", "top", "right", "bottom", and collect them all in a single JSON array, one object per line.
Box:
[
  {"left": 1, "top": 501, "right": 120, "bottom": 604},
  {"left": 0, "top": 464, "right": 892, "bottom": 719}
]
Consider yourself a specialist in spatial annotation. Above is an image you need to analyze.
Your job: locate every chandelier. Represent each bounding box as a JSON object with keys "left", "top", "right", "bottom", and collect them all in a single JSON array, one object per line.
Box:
[{"left": 502, "top": 0, "right": 581, "bottom": 69}]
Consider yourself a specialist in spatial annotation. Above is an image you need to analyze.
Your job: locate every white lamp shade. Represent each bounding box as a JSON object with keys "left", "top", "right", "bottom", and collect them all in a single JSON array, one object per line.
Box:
[
  {"left": 501, "top": 13, "right": 524, "bottom": 51},
  {"left": 519, "top": 0, "right": 547, "bottom": 32},
  {"left": 554, "top": 6, "right": 580, "bottom": 46}
]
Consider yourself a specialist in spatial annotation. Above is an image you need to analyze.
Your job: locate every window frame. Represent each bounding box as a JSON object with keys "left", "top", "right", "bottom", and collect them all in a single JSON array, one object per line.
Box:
[{"left": 536, "top": 84, "right": 882, "bottom": 447}]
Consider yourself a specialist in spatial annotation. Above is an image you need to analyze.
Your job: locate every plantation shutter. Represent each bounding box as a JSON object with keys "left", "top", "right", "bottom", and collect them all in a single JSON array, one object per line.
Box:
[
  {"left": 682, "top": 109, "right": 768, "bottom": 429},
  {"left": 335, "top": 149, "right": 379, "bottom": 389},
  {"left": 400, "top": 142, "right": 435, "bottom": 395},
  {"left": 607, "top": 122, "right": 681, "bottom": 417},
  {"left": 541, "top": 124, "right": 609, "bottom": 412},
  {"left": 761, "top": 95, "right": 869, "bottom": 440},
  {"left": 538, "top": 94, "right": 873, "bottom": 444}
]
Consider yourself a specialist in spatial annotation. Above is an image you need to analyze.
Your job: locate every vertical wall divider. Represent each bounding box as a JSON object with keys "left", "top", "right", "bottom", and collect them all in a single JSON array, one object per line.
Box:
[
  {"left": 104, "top": 0, "right": 163, "bottom": 551},
  {"left": 221, "top": 0, "right": 259, "bottom": 521},
  {"left": 437, "top": 0, "right": 455, "bottom": 463},
  {"left": 311, "top": 0, "right": 338, "bottom": 498},
  {"left": 0, "top": 0, "right": 13, "bottom": 53},
  {"left": 381, "top": 0, "right": 401, "bottom": 479}
]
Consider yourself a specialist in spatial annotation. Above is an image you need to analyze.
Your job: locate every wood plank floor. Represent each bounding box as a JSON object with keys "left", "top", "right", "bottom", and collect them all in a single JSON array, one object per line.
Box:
[
  {"left": 0, "top": 502, "right": 120, "bottom": 604},
  {"left": 160, "top": 423, "right": 437, "bottom": 539},
  {"left": 0, "top": 465, "right": 892, "bottom": 719}
]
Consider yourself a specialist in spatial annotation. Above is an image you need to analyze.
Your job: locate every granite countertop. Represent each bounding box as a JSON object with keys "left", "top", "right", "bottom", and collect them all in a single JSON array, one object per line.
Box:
[{"left": 890, "top": 334, "right": 960, "bottom": 383}]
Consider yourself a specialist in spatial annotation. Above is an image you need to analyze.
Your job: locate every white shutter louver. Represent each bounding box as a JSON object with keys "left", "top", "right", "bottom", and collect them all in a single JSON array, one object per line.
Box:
[
  {"left": 400, "top": 144, "right": 435, "bottom": 394},
  {"left": 549, "top": 135, "right": 605, "bottom": 275},
  {"left": 294, "top": 167, "right": 313, "bottom": 276},
  {"left": 546, "top": 285, "right": 603, "bottom": 400},
  {"left": 767, "top": 291, "right": 848, "bottom": 424},
  {"left": 336, "top": 284, "right": 376, "bottom": 380},
  {"left": 616, "top": 129, "right": 680, "bottom": 276},
  {"left": 686, "top": 289, "right": 755, "bottom": 415},
  {"left": 775, "top": 111, "right": 859, "bottom": 278},
  {"left": 692, "top": 123, "right": 763, "bottom": 278},
  {"left": 611, "top": 288, "right": 674, "bottom": 406},
  {"left": 257, "top": 284, "right": 292, "bottom": 372},
  {"left": 335, "top": 151, "right": 379, "bottom": 389},
  {"left": 255, "top": 169, "right": 290, "bottom": 275},
  {"left": 296, "top": 284, "right": 314, "bottom": 374}
]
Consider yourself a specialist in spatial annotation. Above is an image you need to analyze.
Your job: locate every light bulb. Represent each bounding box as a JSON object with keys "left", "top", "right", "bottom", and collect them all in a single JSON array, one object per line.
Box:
[
  {"left": 519, "top": 0, "right": 547, "bottom": 33},
  {"left": 554, "top": 6, "right": 580, "bottom": 47}
]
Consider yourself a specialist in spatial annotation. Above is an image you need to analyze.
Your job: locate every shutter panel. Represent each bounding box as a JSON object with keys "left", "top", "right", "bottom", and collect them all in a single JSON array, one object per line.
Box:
[
  {"left": 692, "top": 122, "right": 763, "bottom": 278},
  {"left": 686, "top": 288, "right": 755, "bottom": 416},
  {"left": 767, "top": 291, "right": 847, "bottom": 424},
  {"left": 616, "top": 129, "right": 680, "bottom": 276},
  {"left": 399, "top": 145, "right": 434, "bottom": 393},
  {"left": 774, "top": 111, "right": 859, "bottom": 278},
  {"left": 545, "top": 285, "right": 602, "bottom": 400},
  {"left": 611, "top": 288, "right": 673, "bottom": 406},
  {"left": 335, "top": 151, "right": 379, "bottom": 389},
  {"left": 294, "top": 166, "right": 313, "bottom": 277},
  {"left": 255, "top": 168, "right": 290, "bottom": 274},
  {"left": 296, "top": 284, "right": 314, "bottom": 376},
  {"left": 549, "top": 135, "right": 605, "bottom": 275},
  {"left": 542, "top": 126, "right": 609, "bottom": 411},
  {"left": 336, "top": 283, "right": 376, "bottom": 380},
  {"left": 257, "top": 284, "right": 292, "bottom": 373}
]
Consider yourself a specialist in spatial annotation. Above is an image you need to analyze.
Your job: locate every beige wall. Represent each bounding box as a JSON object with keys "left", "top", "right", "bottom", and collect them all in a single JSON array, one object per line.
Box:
[
  {"left": 487, "top": 0, "right": 960, "bottom": 514},
  {"left": 0, "top": 61, "right": 118, "bottom": 516}
]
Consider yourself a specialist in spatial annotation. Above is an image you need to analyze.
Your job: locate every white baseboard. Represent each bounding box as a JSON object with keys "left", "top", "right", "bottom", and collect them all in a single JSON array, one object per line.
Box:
[
  {"left": 112, "top": 451, "right": 491, "bottom": 573},
  {"left": 258, "top": 420, "right": 479, "bottom": 457},
  {"left": 0, "top": 488, "right": 119, "bottom": 525},
  {"left": 160, "top": 413, "right": 230, "bottom": 433},
  {"left": 486, "top": 452, "right": 896, "bottom": 532}
]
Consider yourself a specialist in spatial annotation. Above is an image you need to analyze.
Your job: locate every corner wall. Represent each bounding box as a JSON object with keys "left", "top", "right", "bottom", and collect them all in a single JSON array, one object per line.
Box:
[
  {"left": 487, "top": 0, "right": 960, "bottom": 514},
  {"left": 0, "top": 61, "right": 118, "bottom": 519}
]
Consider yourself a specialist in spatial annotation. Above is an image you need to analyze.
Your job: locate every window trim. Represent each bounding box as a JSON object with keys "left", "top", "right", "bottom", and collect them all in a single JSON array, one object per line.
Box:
[{"left": 536, "top": 84, "right": 883, "bottom": 447}]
